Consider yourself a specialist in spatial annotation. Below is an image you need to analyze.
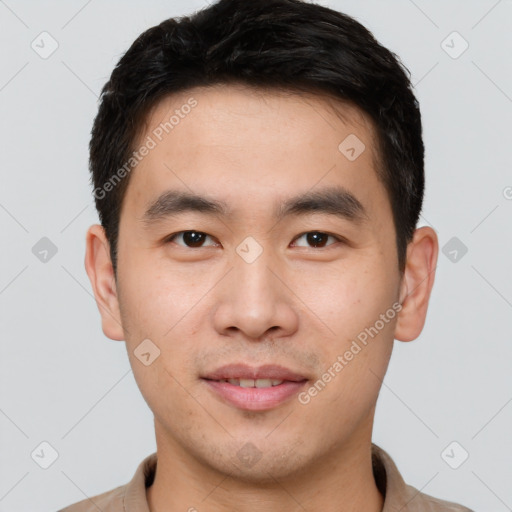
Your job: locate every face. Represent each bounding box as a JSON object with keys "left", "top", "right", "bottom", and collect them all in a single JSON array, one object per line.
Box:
[{"left": 87, "top": 84, "right": 435, "bottom": 482}]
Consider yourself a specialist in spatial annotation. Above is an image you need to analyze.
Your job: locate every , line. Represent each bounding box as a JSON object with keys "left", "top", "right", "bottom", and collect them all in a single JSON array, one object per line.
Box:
[
  {"left": 267, "top": 164, "right": 336, "bottom": 234},
  {"left": 0, "top": 408, "right": 29, "bottom": 438},
  {"left": 163, "top": 162, "right": 234, "bottom": 234},
  {"left": 0, "top": 472, "right": 29, "bottom": 502},
  {"left": 163, "top": 162, "right": 193, "bottom": 191},
  {"left": 407, "top": 0, "right": 439, "bottom": 28},
  {"left": 0, "top": 202, "right": 29, "bottom": 232},
  {"left": 472, "top": 0, "right": 502, "bottom": 30},
  {"left": 61, "top": 61, "right": 98, "bottom": 98},
  {"left": 398, "top": 473, "right": 439, "bottom": 512},
  {"left": 60, "top": 265, "right": 128, "bottom": 333},
  {"left": 370, "top": 369, "right": 439, "bottom": 438},
  {"left": 266, "top": 266, "right": 336, "bottom": 336},
  {"left": 303, "top": 95, "right": 337, "bottom": 131},
  {"left": 0, "top": 62, "right": 29, "bottom": 92},
  {"left": 413, "top": 61, "right": 439, "bottom": 88},
  {"left": 472, "top": 396, "right": 512, "bottom": 439},
  {"left": 162, "top": 366, "right": 234, "bottom": 438},
  {"left": 60, "top": 203, "right": 90, "bottom": 233},
  {"left": 60, "top": 265, "right": 96, "bottom": 299},
  {"left": 471, "top": 471, "right": 511, "bottom": 509},
  {"left": 163, "top": 267, "right": 234, "bottom": 337},
  {"left": 471, "top": 265, "right": 512, "bottom": 309},
  {"left": 419, "top": 213, "right": 437, "bottom": 230},
  {"left": 61, "top": 369, "right": 132, "bottom": 439},
  {"left": 61, "top": 0, "right": 94, "bottom": 29},
  {"left": 0, "top": 0, "right": 29, "bottom": 28},
  {"left": 200, "top": 473, "right": 232, "bottom": 503},
  {"left": 0, "top": 265, "right": 28, "bottom": 295},
  {"left": 263, "top": 472, "right": 308, "bottom": 511},
  {"left": 60, "top": 471, "right": 105, "bottom": 512},
  {"left": 265, "top": 409, "right": 295, "bottom": 438},
  {"left": 470, "top": 204, "right": 499, "bottom": 233},
  {"left": 472, "top": 61, "right": 512, "bottom": 103},
  {"left": 403, "top": 264, "right": 437, "bottom": 301}
]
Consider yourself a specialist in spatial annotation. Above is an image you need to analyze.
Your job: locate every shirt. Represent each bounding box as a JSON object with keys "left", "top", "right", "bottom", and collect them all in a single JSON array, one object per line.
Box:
[{"left": 58, "top": 443, "right": 474, "bottom": 511}]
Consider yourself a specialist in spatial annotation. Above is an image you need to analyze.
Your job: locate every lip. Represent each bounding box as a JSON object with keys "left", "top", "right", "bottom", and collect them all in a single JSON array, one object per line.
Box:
[
  {"left": 203, "top": 379, "right": 308, "bottom": 411},
  {"left": 201, "top": 364, "right": 309, "bottom": 411},
  {"left": 202, "top": 363, "right": 308, "bottom": 382}
]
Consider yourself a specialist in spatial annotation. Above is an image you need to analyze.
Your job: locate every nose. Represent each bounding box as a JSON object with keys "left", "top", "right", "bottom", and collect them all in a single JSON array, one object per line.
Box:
[{"left": 212, "top": 247, "right": 299, "bottom": 342}]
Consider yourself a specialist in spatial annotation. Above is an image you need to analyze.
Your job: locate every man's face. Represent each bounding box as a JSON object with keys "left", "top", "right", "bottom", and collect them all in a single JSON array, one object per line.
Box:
[{"left": 113, "top": 84, "right": 403, "bottom": 480}]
